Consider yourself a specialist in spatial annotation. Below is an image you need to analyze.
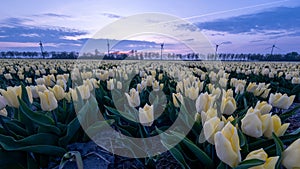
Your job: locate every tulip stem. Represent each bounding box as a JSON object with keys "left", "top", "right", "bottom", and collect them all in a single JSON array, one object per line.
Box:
[
  {"left": 211, "top": 145, "right": 215, "bottom": 161},
  {"left": 51, "top": 110, "right": 58, "bottom": 126}
]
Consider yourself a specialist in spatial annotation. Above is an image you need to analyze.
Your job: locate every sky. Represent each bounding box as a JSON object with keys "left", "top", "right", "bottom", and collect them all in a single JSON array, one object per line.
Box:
[{"left": 0, "top": 0, "right": 299, "bottom": 54}]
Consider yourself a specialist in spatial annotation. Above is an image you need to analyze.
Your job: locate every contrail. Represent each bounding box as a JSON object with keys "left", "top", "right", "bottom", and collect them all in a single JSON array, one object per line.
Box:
[{"left": 149, "top": 0, "right": 289, "bottom": 26}]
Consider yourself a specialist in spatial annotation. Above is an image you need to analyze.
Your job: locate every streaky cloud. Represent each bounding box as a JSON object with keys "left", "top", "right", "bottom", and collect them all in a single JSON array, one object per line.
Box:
[
  {"left": 101, "top": 13, "right": 122, "bottom": 19},
  {"left": 197, "top": 6, "right": 300, "bottom": 36}
]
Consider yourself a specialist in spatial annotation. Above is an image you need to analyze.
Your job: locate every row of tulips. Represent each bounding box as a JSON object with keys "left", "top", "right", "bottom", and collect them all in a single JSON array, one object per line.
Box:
[{"left": 0, "top": 59, "right": 299, "bottom": 168}]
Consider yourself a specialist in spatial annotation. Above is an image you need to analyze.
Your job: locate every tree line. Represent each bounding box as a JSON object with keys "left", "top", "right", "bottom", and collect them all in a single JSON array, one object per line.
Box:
[{"left": 0, "top": 51, "right": 299, "bottom": 61}]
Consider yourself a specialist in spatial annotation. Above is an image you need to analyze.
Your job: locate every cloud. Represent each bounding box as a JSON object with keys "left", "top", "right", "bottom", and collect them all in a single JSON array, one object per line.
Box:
[
  {"left": 20, "top": 33, "right": 40, "bottom": 37},
  {"left": 197, "top": 6, "right": 300, "bottom": 36},
  {"left": 0, "top": 17, "right": 89, "bottom": 51},
  {"left": 176, "top": 23, "right": 199, "bottom": 32},
  {"left": 101, "top": 13, "right": 122, "bottom": 19},
  {"left": 40, "top": 13, "right": 71, "bottom": 18},
  {"left": 1, "top": 17, "right": 34, "bottom": 27}
]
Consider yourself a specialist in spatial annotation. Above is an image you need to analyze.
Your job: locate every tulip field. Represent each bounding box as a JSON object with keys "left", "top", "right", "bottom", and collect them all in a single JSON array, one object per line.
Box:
[{"left": 0, "top": 59, "right": 300, "bottom": 169}]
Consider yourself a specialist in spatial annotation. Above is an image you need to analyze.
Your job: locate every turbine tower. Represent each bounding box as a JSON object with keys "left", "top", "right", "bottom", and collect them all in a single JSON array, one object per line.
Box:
[
  {"left": 107, "top": 39, "right": 110, "bottom": 56},
  {"left": 160, "top": 42, "right": 164, "bottom": 60},
  {"left": 39, "top": 41, "right": 45, "bottom": 59}
]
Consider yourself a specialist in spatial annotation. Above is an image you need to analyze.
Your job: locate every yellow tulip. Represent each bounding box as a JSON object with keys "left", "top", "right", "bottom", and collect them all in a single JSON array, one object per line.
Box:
[
  {"left": 77, "top": 85, "right": 91, "bottom": 100},
  {"left": 136, "top": 84, "right": 142, "bottom": 93},
  {"left": 203, "top": 117, "right": 224, "bottom": 144},
  {"left": 195, "top": 92, "right": 215, "bottom": 113},
  {"left": 49, "top": 85, "right": 65, "bottom": 101},
  {"left": 172, "top": 93, "right": 184, "bottom": 108},
  {"left": 221, "top": 96, "right": 237, "bottom": 115},
  {"left": 69, "top": 89, "right": 78, "bottom": 102},
  {"left": 219, "top": 78, "right": 228, "bottom": 88},
  {"left": 107, "top": 79, "right": 114, "bottom": 90},
  {"left": 186, "top": 86, "right": 199, "bottom": 100},
  {"left": 282, "top": 138, "right": 300, "bottom": 169},
  {"left": 292, "top": 77, "right": 300, "bottom": 84},
  {"left": 241, "top": 108, "right": 263, "bottom": 138},
  {"left": 235, "top": 83, "right": 245, "bottom": 94},
  {"left": 125, "top": 88, "right": 140, "bottom": 108},
  {"left": 4, "top": 73, "right": 13, "bottom": 80},
  {"left": 254, "top": 101, "right": 272, "bottom": 115},
  {"left": 25, "top": 77, "right": 32, "bottom": 84},
  {"left": 246, "top": 82, "right": 257, "bottom": 93},
  {"left": 38, "top": 90, "right": 58, "bottom": 111},
  {"left": 152, "top": 80, "right": 160, "bottom": 92},
  {"left": 260, "top": 89, "right": 271, "bottom": 99},
  {"left": 138, "top": 103, "right": 154, "bottom": 126},
  {"left": 214, "top": 122, "right": 241, "bottom": 167},
  {"left": 222, "top": 89, "right": 233, "bottom": 98},
  {"left": 245, "top": 148, "right": 279, "bottom": 169},
  {"left": 268, "top": 93, "right": 295, "bottom": 109},
  {"left": 0, "top": 86, "right": 22, "bottom": 108},
  {"left": 201, "top": 108, "right": 217, "bottom": 125},
  {"left": 35, "top": 77, "right": 45, "bottom": 85},
  {"left": 264, "top": 115, "right": 289, "bottom": 138}
]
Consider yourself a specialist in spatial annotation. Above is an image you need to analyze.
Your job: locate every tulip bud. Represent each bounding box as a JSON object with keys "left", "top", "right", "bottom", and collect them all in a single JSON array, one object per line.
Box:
[
  {"left": 285, "top": 74, "right": 292, "bottom": 80},
  {"left": 152, "top": 80, "right": 160, "bottom": 92},
  {"left": 159, "top": 83, "right": 164, "bottom": 90},
  {"left": 125, "top": 88, "right": 140, "bottom": 108},
  {"left": 158, "top": 73, "right": 163, "bottom": 80},
  {"left": 172, "top": 93, "right": 184, "bottom": 108},
  {"left": 117, "top": 81, "right": 122, "bottom": 89},
  {"left": 49, "top": 85, "right": 65, "bottom": 101},
  {"left": 264, "top": 115, "right": 289, "bottom": 138},
  {"left": 77, "top": 85, "right": 91, "bottom": 100},
  {"left": 203, "top": 117, "right": 224, "bottom": 144},
  {"left": 268, "top": 93, "right": 295, "bottom": 109},
  {"left": 38, "top": 90, "right": 58, "bottom": 111},
  {"left": 139, "top": 103, "right": 154, "bottom": 126},
  {"left": 235, "top": 83, "right": 245, "bottom": 95},
  {"left": 245, "top": 148, "right": 279, "bottom": 169},
  {"left": 214, "top": 122, "right": 241, "bottom": 167},
  {"left": 69, "top": 89, "right": 78, "bottom": 102},
  {"left": 25, "top": 77, "right": 32, "bottom": 84},
  {"left": 107, "top": 79, "right": 114, "bottom": 90},
  {"left": 201, "top": 108, "right": 217, "bottom": 125},
  {"left": 136, "top": 84, "right": 142, "bottom": 93},
  {"left": 292, "top": 77, "right": 300, "bottom": 84},
  {"left": 219, "top": 78, "right": 228, "bottom": 88},
  {"left": 0, "top": 86, "right": 22, "bottom": 108},
  {"left": 186, "top": 86, "right": 199, "bottom": 100},
  {"left": 195, "top": 92, "right": 215, "bottom": 113},
  {"left": 221, "top": 97, "right": 237, "bottom": 115},
  {"left": 4, "top": 73, "right": 13, "bottom": 80},
  {"left": 246, "top": 82, "right": 257, "bottom": 93},
  {"left": 260, "top": 88, "right": 271, "bottom": 99},
  {"left": 254, "top": 101, "right": 272, "bottom": 115},
  {"left": 241, "top": 108, "right": 263, "bottom": 138},
  {"left": 282, "top": 138, "right": 300, "bottom": 169}
]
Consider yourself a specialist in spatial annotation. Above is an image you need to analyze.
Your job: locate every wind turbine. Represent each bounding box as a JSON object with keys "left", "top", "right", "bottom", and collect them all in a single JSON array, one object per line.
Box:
[
  {"left": 215, "top": 42, "right": 228, "bottom": 54},
  {"left": 160, "top": 42, "right": 164, "bottom": 60},
  {"left": 39, "top": 41, "right": 45, "bottom": 59},
  {"left": 266, "top": 44, "right": 280, "bottom": 55}
]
